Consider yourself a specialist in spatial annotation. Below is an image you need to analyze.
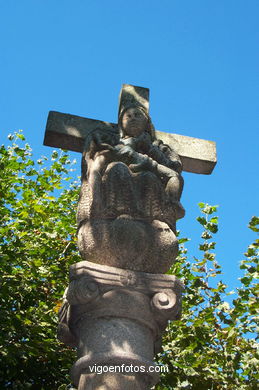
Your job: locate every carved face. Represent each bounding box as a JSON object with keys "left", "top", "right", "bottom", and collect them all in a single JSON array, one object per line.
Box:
[{"left": 121, "top": 107, "right": 148, "bottom": 137}]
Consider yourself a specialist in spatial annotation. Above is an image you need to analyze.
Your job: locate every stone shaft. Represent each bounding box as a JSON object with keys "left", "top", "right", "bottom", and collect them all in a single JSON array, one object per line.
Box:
[{"left": 58, "top": 261, "right": 183, "bottom": 389}]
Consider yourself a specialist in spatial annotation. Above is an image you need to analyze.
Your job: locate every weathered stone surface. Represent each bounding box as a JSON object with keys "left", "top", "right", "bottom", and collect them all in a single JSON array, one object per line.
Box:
[
  {"left": 69, "top": 260, "right": 183, "bottom": 295},
  {"left": 43, "top": 111, "right": 118, "bottom": 153},
  {"left": 156, "top": 130, "right": 216, "bottom": 174},
  {"left": 44, "top": 111, "right": 216, "bottom": 174},
  {"left": 58, "top": 261, "right": 183, "bottom": 388},
  {"left": 118, "top": 84, "right": 150, "bottom": 116},
  {"left": 43, "top": 84, "right": 216, "bottom": 389},
  {"left": 77, "top": 217, "right": 179, "bottom": 273},
  {"left": 78, "top": 372, "right": 153, "bottom": 390},
  {"left": 58, "top": 260, "right": 183, "bottom": 348},
  {"left": 76, "top": 97, "right": 185, "bottom": 276}
]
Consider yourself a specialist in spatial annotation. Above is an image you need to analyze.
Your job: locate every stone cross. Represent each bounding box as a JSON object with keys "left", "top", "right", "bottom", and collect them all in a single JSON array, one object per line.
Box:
[
  {"left": 44, "top": 84, "right": 217, "bottom": 175},
  {"left": 43, "top": 84, "right": 217, "bottom": 390}
]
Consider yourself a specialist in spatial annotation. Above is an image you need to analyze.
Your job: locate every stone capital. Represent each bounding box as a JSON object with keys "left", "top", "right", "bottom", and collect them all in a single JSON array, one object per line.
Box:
[{"left": 58, "top": 261, "right": 183, "bottom": 388}]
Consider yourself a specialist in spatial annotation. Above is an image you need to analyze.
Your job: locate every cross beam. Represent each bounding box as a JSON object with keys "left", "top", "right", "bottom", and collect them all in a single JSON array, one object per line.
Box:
[{"left": 43, "top": 85, "right": 217, "bottom": 174}]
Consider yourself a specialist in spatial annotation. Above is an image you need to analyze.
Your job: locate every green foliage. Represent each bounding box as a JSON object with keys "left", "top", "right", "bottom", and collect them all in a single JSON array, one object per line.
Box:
[
  {"left": 0, "top": 132, "right": 80, "bottom": 389},
  {"left": 156, "top": 204, "right": 259, "bottom": 390},
  {"left": 0, "top": 133, "right": 258, "bottom": 389}
]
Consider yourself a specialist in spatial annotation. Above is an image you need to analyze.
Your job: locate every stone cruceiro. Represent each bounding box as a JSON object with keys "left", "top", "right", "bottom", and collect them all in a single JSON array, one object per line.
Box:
[{"left": 43, "top": 84, "right": 217, "bottom": 389}]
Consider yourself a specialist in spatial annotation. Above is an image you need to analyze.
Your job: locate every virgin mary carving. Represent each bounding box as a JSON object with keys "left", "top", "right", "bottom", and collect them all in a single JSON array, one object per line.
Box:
[{"left": 77, "top": 94, "right": 184, "bottom": 273}]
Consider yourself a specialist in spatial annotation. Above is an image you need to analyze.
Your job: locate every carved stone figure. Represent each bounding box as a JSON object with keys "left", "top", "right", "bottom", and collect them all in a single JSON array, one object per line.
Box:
[
  {"left": 77, "top": 99, "right": 185, "bottom": 273},
  {"left": 78, "top": 105, "right": 184, "bottom": 223},
  {"left": 43, "top": 84, "right": 217, "bottom": 390}
]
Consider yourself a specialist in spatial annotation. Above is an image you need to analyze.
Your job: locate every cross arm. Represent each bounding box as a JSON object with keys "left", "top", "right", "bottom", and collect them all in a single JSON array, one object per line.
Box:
[
  {"left": 156, "top": 130, "right": 216, "bottom": 174},
  {"left": 43, "top": 111, "right": 118, "bottom": 154},
  {"left": 43, "top": 111, "right": 217, "bottom": 174}
]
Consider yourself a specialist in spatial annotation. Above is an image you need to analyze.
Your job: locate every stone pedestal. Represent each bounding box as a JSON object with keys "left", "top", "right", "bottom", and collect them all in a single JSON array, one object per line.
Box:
[{"left": 58, "top": 261, "right": 183, "bottom": 389}]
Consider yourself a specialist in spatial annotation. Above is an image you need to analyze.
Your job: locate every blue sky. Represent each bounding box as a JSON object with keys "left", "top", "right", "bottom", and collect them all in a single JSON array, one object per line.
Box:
[{"left": 0, "top": 0, "right": 258, "bottom": 291}]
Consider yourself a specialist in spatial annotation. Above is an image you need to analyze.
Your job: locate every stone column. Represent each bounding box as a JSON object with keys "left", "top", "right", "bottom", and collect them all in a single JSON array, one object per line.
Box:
[{"left": 58, "top": 261, "right": 183, "bottom": 389}]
